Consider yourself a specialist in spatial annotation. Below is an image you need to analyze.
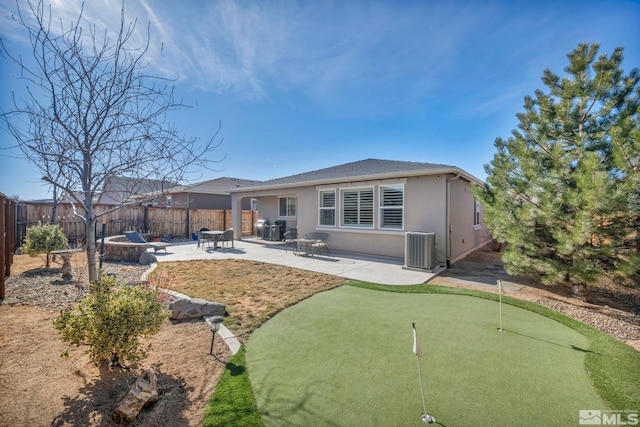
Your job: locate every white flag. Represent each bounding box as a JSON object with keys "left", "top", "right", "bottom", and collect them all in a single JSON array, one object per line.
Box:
[{"left": 412, "top": 323, "right": 422, "bottom": 359}]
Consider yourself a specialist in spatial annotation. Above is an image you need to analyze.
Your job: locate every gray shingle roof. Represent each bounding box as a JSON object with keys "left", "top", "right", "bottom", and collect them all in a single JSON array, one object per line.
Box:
[
  {"left": 232, "top": 158, "right": 459, "bottom": 190},
  {"left": 169, "top": 177, "right": 262, "bottom": 195},
  {"left": 104, "top": 176, "right": 178, "bottom": 194}
]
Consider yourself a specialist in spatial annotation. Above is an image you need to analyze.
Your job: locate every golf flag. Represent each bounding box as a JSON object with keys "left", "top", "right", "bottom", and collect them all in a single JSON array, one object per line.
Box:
[
  {"left": 497, "top": 280, "right": 504, "bottom": 332},
  {"left": 412, "top": 322, "right": 422, "bottom": 359},
  {"left": 412, "top": 322, "right": 435, "bottom": 423}
]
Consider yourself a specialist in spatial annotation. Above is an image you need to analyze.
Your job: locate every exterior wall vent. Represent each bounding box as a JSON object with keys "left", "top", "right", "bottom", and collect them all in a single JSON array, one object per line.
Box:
[{"left": 405, "top": 232, "right": 437, "bottom": 270}]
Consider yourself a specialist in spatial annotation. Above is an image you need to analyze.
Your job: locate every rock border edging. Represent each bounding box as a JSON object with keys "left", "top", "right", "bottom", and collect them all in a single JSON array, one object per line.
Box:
[{"left": 141, "top": 263, "right": 241, "bottom": 355}]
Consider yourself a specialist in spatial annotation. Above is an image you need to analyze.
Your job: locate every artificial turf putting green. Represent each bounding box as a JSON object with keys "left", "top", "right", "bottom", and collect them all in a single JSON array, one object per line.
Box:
[{"left": 246, "top": 286, "right": 605, "bottom": 426}]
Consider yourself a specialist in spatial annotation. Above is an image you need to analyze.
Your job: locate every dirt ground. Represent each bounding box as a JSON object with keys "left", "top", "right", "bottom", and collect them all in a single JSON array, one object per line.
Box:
[
  {"left": 0, "top": 255, "right": 235, "bottom": 427},
  {"left": 0, "top": 305, "right": 227, "bottom": 426},
  {"left": 0, "top": 249, "right": 638, "bottom": 426}
]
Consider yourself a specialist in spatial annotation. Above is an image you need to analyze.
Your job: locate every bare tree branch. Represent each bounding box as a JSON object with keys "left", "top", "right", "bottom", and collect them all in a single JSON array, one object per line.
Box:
[{"left": 1, "top": 0, "right": 223, "bottom": 281}]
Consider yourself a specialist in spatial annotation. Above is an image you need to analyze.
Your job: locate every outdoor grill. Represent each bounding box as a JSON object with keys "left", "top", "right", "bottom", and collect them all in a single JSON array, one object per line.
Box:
[
  {"left": 270, "top": 219, "right": 287, "bottom": 241},
  {"left": 255, "top": 219, "right": 270, "bottom": 239}
]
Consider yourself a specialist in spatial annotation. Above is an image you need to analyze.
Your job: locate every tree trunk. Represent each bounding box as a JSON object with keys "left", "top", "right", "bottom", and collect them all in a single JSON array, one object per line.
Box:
[
  {"left": 571, "top": 282, "right": 588, "bottom": 301},
  {"left": 86, "top": 218, "right": 98, "bottom": 283},
  {"left": 51, "top": 186, "right": 58, "bottom": 225}
]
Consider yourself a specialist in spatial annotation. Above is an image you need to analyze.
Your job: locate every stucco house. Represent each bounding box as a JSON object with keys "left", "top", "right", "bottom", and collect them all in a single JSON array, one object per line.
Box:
[
  {"left": 157, "top": 177, "right": 261, "bottom": 210},
  {"left": 96, "top": 176, "right": 177, "bottom": 205},
  {"left": 228, "top": 159, "right": 490, "bottom": 268}
]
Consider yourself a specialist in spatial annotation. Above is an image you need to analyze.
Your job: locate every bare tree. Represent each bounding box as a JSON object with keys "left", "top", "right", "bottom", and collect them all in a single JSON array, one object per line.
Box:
[{"left": 1, "top": 1, "right": 221, "bottom": 281}]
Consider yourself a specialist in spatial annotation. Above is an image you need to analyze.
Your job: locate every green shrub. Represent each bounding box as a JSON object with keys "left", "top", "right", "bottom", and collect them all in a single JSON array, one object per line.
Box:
[
  {"left": 53, "top": 273, "right": 169, "bottom": 367},
  {"left": 22, "top": 222, "right": 68, "bottom": 267}
]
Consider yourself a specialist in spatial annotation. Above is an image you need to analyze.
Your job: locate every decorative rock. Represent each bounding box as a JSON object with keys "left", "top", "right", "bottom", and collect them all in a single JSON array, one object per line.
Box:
[
  {"left": 169, "top": 298, "right": 226, "bottom": 320},
  {"left": 112, "top": 369, "right": 158, "bottom": 423},
  {"left": 139, "top": 251, "right": 157, "bottom": 265}
]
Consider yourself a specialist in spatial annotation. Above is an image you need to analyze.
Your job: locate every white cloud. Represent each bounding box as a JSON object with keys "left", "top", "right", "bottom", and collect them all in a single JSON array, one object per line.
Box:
[
  {"left": 0, "top": 0, "right": 491, "bottom": 110},
  {"left": 134, "top": 1, "right": 494, "bottom": 109},
  {"left": 7, "top": 0, "right": 635, "bottom": 120}
]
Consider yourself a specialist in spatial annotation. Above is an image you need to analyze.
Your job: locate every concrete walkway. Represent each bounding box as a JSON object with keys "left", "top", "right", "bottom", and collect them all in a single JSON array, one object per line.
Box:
[{"left": 154, "top": 237, "right": 440, "bottom": 285}]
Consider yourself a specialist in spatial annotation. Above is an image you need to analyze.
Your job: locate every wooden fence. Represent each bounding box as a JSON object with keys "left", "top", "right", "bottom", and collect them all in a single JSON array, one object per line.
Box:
[
  {"left": 1, "top": 193, "right": 18, "bottom": 299},
  {"left": 16, "top": 202, "right": 258, "bottom": 245}
]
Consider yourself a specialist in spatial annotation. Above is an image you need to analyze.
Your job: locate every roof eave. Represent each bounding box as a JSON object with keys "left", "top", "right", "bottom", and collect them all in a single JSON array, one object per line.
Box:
[{"left": 228, "top": 167, "right": 484, "bottom": 193}]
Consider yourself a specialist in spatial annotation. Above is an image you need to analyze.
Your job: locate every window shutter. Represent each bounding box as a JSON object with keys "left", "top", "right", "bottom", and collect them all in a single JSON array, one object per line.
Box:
[
  {"left": 380, "top": 185, "right": 403, "bottom": 228},
  {"left": 341, "top": 188, "right": 373, "bottom": 227}
]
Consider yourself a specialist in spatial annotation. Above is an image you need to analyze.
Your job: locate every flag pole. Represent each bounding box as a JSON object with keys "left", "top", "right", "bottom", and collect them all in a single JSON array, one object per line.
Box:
[
  {"left": 412, "top": 323, "right": 436, "bottom": 424},
  {"left": 498, "top": 280, "right": 504, "bottom": 332}
]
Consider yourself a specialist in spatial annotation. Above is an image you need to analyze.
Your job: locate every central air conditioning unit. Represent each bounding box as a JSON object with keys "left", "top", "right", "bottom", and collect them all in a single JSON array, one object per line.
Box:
[{"left": 404, "top": 232, "right": 437, "bottom": 270}]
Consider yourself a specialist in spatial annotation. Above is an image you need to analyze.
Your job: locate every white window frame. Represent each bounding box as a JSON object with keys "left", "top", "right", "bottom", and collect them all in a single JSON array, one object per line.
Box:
[
  {"left": 473, "top": 200, "right": 481, "bottom": 228},
  {"left": 379, "top": 184, "right": 404, "bottom": 229},
  {"left": 279, "top": 196, "right": 297, "bottom": 218},
  {"left": 340, "top": 187, "right": 374, "bottom": 229},
  {"left": 166, "top": 195, "right": 172, "bottom": 208},
  {"left": 318, "top": 190, "right": 336, "bottom": 227}
]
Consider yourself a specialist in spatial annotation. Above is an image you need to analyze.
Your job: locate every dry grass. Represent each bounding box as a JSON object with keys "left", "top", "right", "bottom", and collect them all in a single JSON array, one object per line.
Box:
[
  {"left": 10, "top": 253, "right": 63, "bottom": 274},
  {"left": 149, "top": 259, "right": 348, "bottom": 341},
  {"left": 10, "top": 251, "right": 114, "bottom": 284}
]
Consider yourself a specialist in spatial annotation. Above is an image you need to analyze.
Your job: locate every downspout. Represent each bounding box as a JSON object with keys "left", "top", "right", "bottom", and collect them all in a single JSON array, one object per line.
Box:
[{"left": 446, "top": 173, "right": 460, "bottom": 268}]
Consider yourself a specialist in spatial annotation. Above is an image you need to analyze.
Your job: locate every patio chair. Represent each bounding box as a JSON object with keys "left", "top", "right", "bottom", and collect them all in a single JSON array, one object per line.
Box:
[
  {"left": 283, "top": 229, "right": 298, "bottom": 252},
  {"left": 198, "top": 227, "right": 215, "bottom": 249},
  {"left": 124, "top": 230, "right": 171, "bottom": 253},
  {"left": 306, "top": 232, "right": 330, "bottom": 256},
  {"left": 216, "top": 228, "right": 234, "bottom": 250}
]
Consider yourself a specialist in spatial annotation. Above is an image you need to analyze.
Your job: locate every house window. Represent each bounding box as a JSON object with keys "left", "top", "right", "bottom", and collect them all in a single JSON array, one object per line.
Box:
[
  {"left": 279, "top": 196, "right": 297, "bottom": 217},
  {"left": 340, "top": 187, "right": 373, "bottom": 228},
  {"left": 474, "top": 201, "right": 481, "bottom": 226},
  {"left": 319, "top": 190, "right": 336, "bottom": 226},
  {"left": 166, "top": 196, "right": 172, "bottom": 208},
  {"left": 379, "top": 185, "right": 403, "bottom": 229}
]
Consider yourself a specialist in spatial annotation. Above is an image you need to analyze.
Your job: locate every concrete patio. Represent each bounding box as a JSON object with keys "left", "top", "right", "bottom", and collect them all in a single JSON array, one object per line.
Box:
[{"left": 153, "top": 237, "right": 440, "bottom": 285}]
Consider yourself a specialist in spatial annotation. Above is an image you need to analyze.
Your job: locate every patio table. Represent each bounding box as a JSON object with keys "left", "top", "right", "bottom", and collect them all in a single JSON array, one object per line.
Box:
[
  {"left": 291, "top": 238, "right": 315, "bottom": 256},
  {"left": 199, "top": 230, "right": 224, "bottom": 249}
]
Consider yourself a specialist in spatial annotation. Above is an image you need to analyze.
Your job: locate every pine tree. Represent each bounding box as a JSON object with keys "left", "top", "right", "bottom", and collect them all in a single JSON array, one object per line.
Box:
[{"left": 473, "top": 43, "right": 639, "bottom": 300}]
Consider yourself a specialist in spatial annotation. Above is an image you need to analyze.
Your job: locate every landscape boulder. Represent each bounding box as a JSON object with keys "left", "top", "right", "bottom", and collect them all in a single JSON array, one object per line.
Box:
[
  {"left": 139, "top": 251, "right": 157, "bottom": 265},
  {"left": 169, "top": 298, "right": 225, "bottom": 320},
  {"left": 112, "top": 369, "right": 158, "bottom": 423}
]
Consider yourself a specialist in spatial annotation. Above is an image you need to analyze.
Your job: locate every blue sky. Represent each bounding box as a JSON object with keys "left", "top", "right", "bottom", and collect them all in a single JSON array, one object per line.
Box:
[{"left": 1, "top": 0, "right": 639, "bottom": 200}]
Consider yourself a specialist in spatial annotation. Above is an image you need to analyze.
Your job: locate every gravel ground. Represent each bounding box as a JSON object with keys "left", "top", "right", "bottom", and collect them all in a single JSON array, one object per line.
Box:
[
  {"left": 530, "top": 280, "right": 640, "bottom": 346},
  {"left": 535, "top": 299, "right": 640, "bottom": 343},
  {"left": 2, "top": 262, "right": 151, "bottom": 311}
]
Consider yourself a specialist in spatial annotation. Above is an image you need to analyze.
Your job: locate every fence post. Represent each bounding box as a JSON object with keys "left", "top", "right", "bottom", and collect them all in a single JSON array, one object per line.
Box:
[
  {"left": 185, "top": 208, "right": 190, "bottom": 238},
  {"left": 1, "top": 196, "right": 6, "bottom": 299},
  {"left": 0, "top": 195, "right": 16, "bottom": 299},
  {"left": 8, "top": 198, "right": 15, "bottom": 273}
]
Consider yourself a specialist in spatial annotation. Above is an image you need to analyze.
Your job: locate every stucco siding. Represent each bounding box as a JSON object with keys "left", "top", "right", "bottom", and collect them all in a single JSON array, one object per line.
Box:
[
  {"left": 404, "top": 175, "right": 448, "bottom": 263},
  {"left": 168, "top": 192, "right": 246, "bottom": 210},
  {"left": 229, "top": 165, "right": 489, "bottom": 264},
  {"left": 170, "top": 193, "right": 190, "bottom": 208},
  {"left": 448, "top": 178, "right": 489, "bottom": 264}
]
